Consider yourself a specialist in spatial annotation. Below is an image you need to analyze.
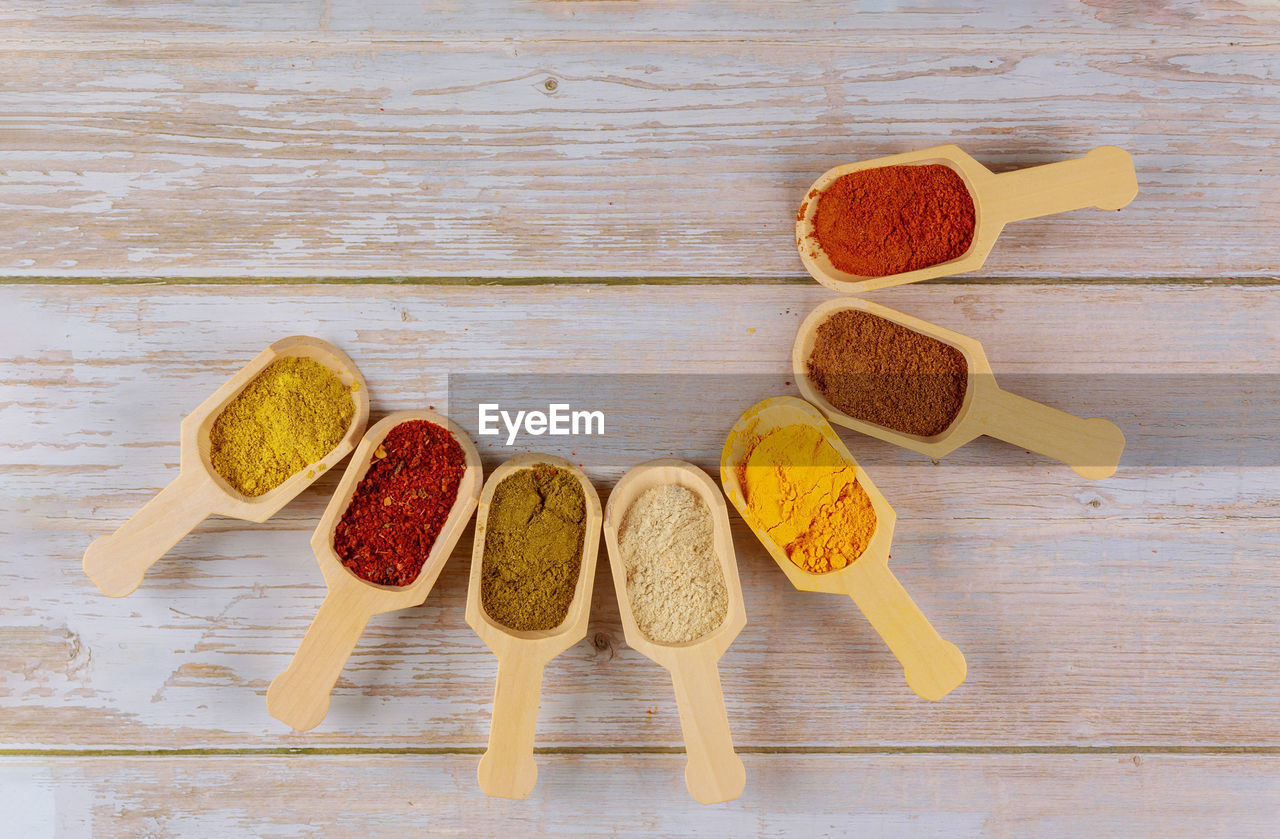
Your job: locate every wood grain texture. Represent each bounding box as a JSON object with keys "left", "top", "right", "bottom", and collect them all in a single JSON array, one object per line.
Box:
[
  {"left": 1, "top": 2, "right": 1278, "bottom": 279},
  {"left": 6, "top": 1, "right": 1280, "bottom": 35},
  {"left": 4, "top": 3, "right": 1278, "bottom": 830},
  {"left": 2, "top": 283, "right": 1277, "bottom": 753},
  {"left": 4, "top": 754, "right": 1279, "bottom": 838}
]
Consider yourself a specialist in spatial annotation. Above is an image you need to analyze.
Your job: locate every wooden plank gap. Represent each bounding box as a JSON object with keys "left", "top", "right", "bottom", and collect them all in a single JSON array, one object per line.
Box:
[
  {"left": 4, "top": 745, "right": 1279, "bottom": 758},
  {"left": 1, "top": 276, "right": 1277, "bottom": 287}
]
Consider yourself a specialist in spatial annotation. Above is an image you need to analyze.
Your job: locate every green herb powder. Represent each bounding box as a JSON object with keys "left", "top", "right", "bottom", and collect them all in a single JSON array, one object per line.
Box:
[{"left": 480, "top": 465, "right": 587, "bottom": 632}]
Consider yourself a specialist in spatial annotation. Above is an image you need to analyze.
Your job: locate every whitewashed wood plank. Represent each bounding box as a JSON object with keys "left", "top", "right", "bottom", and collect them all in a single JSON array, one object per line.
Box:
[
  {"left": 1, "top": 3, "right": 1277, "bottom": 278},
  {"left": 4, "top": 754, "right": 1279, "bottom": 838},
  {"left": 4, "top": 0, "right": 1280, "bottom": 37},
  {"left": 1, "top": 283, "right": 1277, "bottom": 749},
  {"left": 5, "top": 517, "right": 1278, "bottom": 749}
]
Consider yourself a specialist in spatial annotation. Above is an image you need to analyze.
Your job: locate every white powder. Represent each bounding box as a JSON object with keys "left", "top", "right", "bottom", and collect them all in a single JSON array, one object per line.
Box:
[{"left": 618, "top": 483, "right": 729, "bottom": 645}]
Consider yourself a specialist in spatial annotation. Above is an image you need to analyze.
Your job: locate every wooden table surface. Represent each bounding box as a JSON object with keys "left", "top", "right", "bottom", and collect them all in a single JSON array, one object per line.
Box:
[{"left": 3, "top": 2, "right": 1278, "bottom": 836}]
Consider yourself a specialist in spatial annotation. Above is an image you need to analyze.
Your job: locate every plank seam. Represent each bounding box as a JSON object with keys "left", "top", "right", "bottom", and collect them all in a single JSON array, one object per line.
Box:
[
  {"left": 2, "top": 35, "right": 1279, "bottom": 51},
  {"left": 3, "top": 746, "right": 1278, "bottom": 758},
  {"left": 0, "top": 276, "right": 1277, "bottom": 287}
]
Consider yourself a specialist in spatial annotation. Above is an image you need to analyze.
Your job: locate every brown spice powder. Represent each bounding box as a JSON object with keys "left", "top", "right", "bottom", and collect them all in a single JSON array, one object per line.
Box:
[{"left": 806, "top": 309, "right": 968, "bottom": 437}]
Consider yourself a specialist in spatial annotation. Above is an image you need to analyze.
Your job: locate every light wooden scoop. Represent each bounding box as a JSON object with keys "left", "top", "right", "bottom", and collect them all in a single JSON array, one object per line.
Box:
[
  {"left": 266, "top": 410, "right": 482, "bottom": 732},
  {"left": 603, "top": 459, "right": 748, "bottom": 805},
  {"left": 797, "top": 144, "right": 1138, "bottom": 292},
  {"left": 793, "top": 297, "right": 1125, "bottom": 480},
  {"left": 467, "top": 454, "right": 602, "bottom": 800},
  {"left": 721, "top": 397, "right": 965, "bottom": 702},
  {"left": 82, "top": 336, "right": 370, "bottom": 598}
]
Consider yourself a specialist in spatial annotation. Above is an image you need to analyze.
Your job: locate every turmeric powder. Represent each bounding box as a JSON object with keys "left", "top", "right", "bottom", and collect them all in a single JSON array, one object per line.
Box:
[
  {"left": 209, "top": 357, "right": 355, "bottom": 497},
  {"left": 739, "top": 424, "right": 877, "bottom": 574}
]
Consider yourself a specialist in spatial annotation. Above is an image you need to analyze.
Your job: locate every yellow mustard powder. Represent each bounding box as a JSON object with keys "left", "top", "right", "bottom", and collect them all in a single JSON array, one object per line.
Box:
[{"left": 209, "top": 357, "right": 355, "bottom": 497}]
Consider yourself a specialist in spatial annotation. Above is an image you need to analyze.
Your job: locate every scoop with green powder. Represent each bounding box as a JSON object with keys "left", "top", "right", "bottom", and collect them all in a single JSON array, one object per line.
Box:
[
  {"left": 469, "top": 458, "right": 602, "bottom": 800},
  {"left": 480, "top": 464, "right": 587, "bottom": 631}
]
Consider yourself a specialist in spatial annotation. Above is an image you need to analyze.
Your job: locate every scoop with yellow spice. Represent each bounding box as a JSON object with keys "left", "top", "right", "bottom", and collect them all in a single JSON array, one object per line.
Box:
[
  {"left": 82, "top": 336, "right": 369, "bottom": 597},
  {"left": 720, "top": 396, "right": 965, "bottom": 701}
]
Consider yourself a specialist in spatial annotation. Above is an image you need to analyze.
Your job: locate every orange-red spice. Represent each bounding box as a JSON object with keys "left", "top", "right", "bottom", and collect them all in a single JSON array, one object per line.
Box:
[
  {"left": 810, "top": 163, "right": 975, "bottom": 278},
  {"left": 334, "top": 420, "right": 466, "bottom": 587}
]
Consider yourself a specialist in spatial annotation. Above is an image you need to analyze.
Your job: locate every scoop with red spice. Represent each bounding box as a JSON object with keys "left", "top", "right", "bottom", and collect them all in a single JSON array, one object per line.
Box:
[
  {"left": 266, "top": 410, "right": 482, "bottom": 732},
  {"left": 792, "top": 297, "right": 1126, "bottom": 479},
  {"left": 796, "top": 145, "right": 1137, "bottom": 293}
]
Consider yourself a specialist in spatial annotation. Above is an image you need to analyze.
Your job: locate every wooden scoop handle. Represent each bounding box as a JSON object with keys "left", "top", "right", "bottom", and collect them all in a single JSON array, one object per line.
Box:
[
  {"left": 981, "top": 388, "right": 1125, "bottom": 480},
  {"left": 477, "top": 654, "right": 547, "bottom": 800},
  {"left": 987, "top": 145, "right": 1138, "bottom": 223},
  {"left": 843, "top": 563, "right": 966, "bottom": 701},
  {"left": 82, "top": 471, "right": 216, "bottom": 597},
  {"left": 267, "top": 590, "right": 373, "bottom": 731},
  {"left": 670, "top": 648, "right": 746, "bottom": 805}
]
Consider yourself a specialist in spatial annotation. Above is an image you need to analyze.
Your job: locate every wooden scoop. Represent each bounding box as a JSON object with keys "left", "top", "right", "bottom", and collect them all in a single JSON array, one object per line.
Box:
[
  {"left": 602, "top": 459, "right": 748, "bottom": 805},
  {"left": 266, "top": 410, "right": 482, "bottom": 732},
  {"left": 796, "top": 145, "right": 1138, "bottom": 293},
  {"left": 793, "top": 297, "right": 1125, "bottom": 480},
  {"left": 467, "top": 454, "right": 602, "bottom": 800},
  {"left": 721, "top": 397, "right": 965, "bottom": 701},
  {"left": 82, "top": 336, "right": 370, "bottom": 598}
]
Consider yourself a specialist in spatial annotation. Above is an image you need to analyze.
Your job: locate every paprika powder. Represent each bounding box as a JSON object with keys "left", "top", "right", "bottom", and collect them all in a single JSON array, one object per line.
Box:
[
  {"left": 810, "top": 163, "right": 976, "bottom": 277},
  {"left": 334, "top": 419, "right": 467, "bottom": 587}
]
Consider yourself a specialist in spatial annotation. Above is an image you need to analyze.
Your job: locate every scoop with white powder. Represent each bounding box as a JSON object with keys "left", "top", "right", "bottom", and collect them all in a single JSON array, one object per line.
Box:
[{"left": 617, "top": 484, "right": 729, "bottom": 645}]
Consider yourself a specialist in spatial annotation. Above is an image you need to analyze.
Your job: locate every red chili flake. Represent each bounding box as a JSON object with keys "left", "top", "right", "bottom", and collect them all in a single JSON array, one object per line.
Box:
[{"left": 334, "top": 420, "right": 467, "bottom": 587}]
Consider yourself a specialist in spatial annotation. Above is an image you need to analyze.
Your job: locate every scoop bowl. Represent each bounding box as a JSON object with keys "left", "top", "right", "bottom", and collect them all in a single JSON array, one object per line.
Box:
[
  {"left": 82, "top": 335, "right": 370, "bottom": 598},
  {"left": 467, "top": 454, "right": 602, "bottom": 800},
  {"left": 266, "top": 410, "right": 481, "bottom": 732},
  {"left": 721, "top": 397, "right": 965, "bottom": 701},
  {"left": 792, "top": 297, "right": 1125, "bottom": 479},
  {"left": 796, "top": 144, "right": 1138, "bottom": 292}
]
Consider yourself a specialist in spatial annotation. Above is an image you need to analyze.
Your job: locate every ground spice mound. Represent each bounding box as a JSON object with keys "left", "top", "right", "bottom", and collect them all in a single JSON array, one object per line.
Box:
[
  {"left": 333, "top": 420, "right": 467, "bottom": 587},
  {"left": 807, "top": 309, "right": 968, "bottom": 437},
  {"left": 618, "top": 484, "right": 728, "bottom": 645},
  {"left": 209, "top": 356, "right": 355, "bottom": 497},
  {"left": 811, "top": 163, "right": 975, "bottom": 277},
  {"left": 739, "top": 424, "right": 877, "bottom": 574},
  {"left": 481, "top": 465, "right": 586, "bottom": 632}
]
